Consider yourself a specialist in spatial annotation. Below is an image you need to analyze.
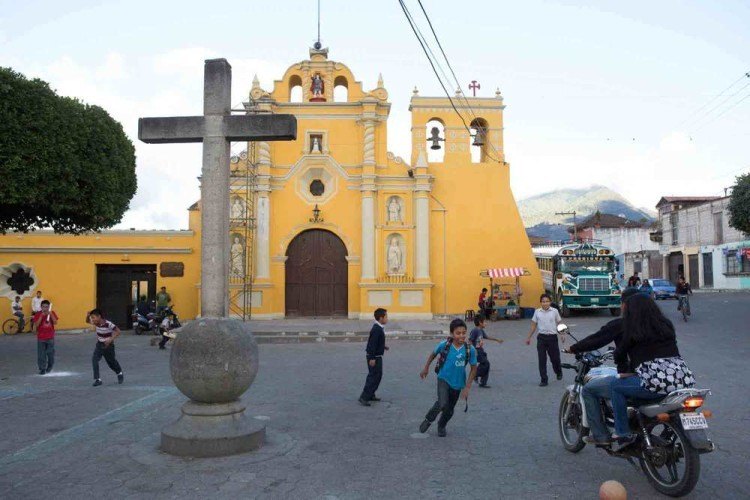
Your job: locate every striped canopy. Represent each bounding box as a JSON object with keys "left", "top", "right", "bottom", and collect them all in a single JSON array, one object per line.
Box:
[{"left": 486, "top": 267, "right": 526, "bottom": 278}]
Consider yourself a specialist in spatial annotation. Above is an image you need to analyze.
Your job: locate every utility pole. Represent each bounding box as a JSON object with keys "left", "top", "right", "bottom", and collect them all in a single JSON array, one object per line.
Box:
[{"left": 556, "top": 211, "right": 577, "bottom": 242}]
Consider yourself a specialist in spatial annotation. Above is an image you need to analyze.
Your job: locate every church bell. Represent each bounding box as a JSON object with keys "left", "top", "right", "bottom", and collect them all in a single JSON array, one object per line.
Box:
[
  {"left": 429, "top": 127, "right": 444, "bottom": 150},
  {"left": 472, "top": 128, "right": 486, "bottom": 147}
]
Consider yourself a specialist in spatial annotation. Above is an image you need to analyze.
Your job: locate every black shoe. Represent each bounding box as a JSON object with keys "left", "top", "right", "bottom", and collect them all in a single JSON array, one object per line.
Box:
[
  {"left": 437, "top": 427, "right": 447, "bottom": 437},
  {"left": 45, "top": 368, "right": 52, "bottom": 374},
  {"left": 117, "top": 373, "right": 124, "bottom": 384},
  {"left": 39, "top": 369, "right": 46, "bottom": 375},
  {"left": 370, "top": 396, "right": 381, "bottom": 401},
  {"left": 583, "top": 435, "right": 612, "bottom": 446},
  {"left": 556, "top": 373, "right": 563, "bottom": 380},
  {"left": 358, "top": 397, "right": 371, "bottom": 407},
  {"left": 93, "top": 379, "right": 102, "bottom": 387},
  {"left": 419, "top": 419, "right": 431, "bottom": 433},
  {"left": 478, "top": 384, "right": 491, "bottom": 388},
  {"left": 539, "top": 381, "right": 548, "bottom": 387},
  {"left": 159, "top": 345, "right": 166, "bottom": 350}
]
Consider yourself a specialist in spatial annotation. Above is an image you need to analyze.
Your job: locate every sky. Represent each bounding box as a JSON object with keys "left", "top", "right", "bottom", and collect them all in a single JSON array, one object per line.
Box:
[{"left": 1, "top": 0, "right": 748, "bottom": 229}]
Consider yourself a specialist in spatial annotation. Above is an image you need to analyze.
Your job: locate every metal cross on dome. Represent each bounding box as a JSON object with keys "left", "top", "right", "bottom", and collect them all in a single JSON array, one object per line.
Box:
[{"left": 469, "top": 80, "right": 480, "bottom": 97}]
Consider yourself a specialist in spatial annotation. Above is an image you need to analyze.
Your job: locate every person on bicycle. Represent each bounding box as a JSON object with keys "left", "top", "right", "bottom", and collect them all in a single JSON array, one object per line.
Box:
[
  {"left": 11, "top": 296, "right": 25, "bottom": 332},
  {"left": 676, "top": 276, "right": 692, "bottom": 314},
  {"left": 565, "top": 287, "right": 639, "bottom": 445}
]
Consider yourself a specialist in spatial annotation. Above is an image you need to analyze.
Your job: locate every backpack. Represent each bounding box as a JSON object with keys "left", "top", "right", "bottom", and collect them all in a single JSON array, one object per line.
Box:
[{"left": 434, "top": 338, "right": 471, "bottom": 374}]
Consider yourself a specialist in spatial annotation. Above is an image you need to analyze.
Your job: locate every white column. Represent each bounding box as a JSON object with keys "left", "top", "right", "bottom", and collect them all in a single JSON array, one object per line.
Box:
[
  {"left": 415, "top": 193, "right": 430, "bottom": 280},
  {"left": 361, "top": 191, "right": 376, "bottom": 280},
  {"left": 255, "top": 193, "right": 270, "bottom": 279}
]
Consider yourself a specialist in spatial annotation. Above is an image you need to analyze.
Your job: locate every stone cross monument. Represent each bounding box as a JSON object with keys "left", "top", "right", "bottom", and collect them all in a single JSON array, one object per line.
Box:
[{"left": 138, "top": 58, "right": 296, "bottom": 457}]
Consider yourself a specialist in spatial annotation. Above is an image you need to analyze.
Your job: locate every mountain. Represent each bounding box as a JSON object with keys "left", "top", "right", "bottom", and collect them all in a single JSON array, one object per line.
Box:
[{"left": 519, "top": 186, "right": 655, "bottom": 240}]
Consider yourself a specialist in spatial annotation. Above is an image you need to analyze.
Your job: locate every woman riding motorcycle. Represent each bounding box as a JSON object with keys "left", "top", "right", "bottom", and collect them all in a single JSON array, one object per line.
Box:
[
  {"left": 610, "top": 293, "right": 693, "bottom": 444},
  {"left": 565, "top": 287, "right": 639, "bottom": 445}
]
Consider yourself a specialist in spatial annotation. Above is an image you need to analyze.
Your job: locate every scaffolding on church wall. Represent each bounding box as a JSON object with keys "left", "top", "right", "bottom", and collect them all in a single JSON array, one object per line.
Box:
[{"left": 229, "top": 139, "right": 257, "bottom": 320}]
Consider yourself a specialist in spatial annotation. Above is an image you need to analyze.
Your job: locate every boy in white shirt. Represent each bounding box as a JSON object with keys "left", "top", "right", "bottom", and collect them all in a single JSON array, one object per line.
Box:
[
  {"left": 158, "top": 312, "right": 175, "bottom": 350},
  {"left": 31, "top": 291, "right": 43, "bottom": 316},
  {"left": 525, "top": 294, "right": 564, "bottom": 386}
]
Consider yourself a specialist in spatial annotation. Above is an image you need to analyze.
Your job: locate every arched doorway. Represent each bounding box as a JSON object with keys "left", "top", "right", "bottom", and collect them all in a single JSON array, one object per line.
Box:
[{"left": 285, "top": 229, "right": 348, "bottom": 317}]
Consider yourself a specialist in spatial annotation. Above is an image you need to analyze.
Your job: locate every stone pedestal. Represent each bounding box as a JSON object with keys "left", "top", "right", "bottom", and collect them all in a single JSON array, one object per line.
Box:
[{"left": 161, "top": 317, "right": 264, "bottom": 457}]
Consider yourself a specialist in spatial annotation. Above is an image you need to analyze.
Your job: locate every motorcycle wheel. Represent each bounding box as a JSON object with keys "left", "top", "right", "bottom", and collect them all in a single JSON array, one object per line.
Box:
[
  {"left": 558, "top": 391, "right": 586, "bottom": 452},
  {"left": 639, "top": 419, "right": 700, "bottom": 497},
  {"left": 134, "top": 325, "right": 142, "bottom": 335}
]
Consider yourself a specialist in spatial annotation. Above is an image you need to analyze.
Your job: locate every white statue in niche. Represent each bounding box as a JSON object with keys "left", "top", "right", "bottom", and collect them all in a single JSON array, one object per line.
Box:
[
  {"left": 311, "top": 136, "right": 322, "bottom": 153},
  {"left": 230, "top": 236, "right": 244, "bottom": 276},
  {"left": 387, "top": 237, "right": 404, "bottom": 275},
  {"left": 231, "top": 198, "right": 246, "bottom": 220},
  {"left": 387, "top": 197, "right": 402, "bottom": 223}
]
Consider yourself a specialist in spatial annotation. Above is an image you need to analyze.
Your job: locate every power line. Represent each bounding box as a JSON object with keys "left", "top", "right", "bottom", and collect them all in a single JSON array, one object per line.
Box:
[
  {"left": 687, "top": 79, "right": 750, "bottom": 131},
  {"left": 414, "top": 0, "right": 504, "bottom": 163},
  {"left": 678, "top": 71, "right": 750, "bottom": 127},
  {"left": 692, "top": 91, "right": 750, "bottom": 133},
  {"left": 398, "top": 0, "right": 502, "bottom": 163}
]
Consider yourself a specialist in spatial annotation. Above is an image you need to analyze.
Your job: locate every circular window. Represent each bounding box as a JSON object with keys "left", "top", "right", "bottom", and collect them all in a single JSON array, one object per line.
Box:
[{"left": 310, "top": 179, "right": 325, "bottom": 196}]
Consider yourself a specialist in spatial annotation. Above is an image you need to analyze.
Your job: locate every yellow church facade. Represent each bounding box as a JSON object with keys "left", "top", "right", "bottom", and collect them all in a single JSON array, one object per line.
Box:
[{"left": 0, "top": 47, "right": 542, "bottom": 329}]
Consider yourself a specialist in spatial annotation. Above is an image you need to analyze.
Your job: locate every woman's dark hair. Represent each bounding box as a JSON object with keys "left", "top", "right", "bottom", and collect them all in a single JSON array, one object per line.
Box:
[
  {"left": 473, "top": 314, "right": 485, "bottom": 326},
  {"left": 481, "top": 288, "right": 488, "bottom": 293},
  {"left": 540, "top": 293, "right": 552, "bottom": 302},
  {"left": 623, "top": 293, "right": 675, "bottom": 343},
  {"left": 449, "top": 318, "right": 467, "bottom": 333}
]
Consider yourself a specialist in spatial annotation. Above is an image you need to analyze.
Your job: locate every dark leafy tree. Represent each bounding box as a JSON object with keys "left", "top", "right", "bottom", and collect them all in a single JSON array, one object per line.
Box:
[
  {"left": 727, "top": 173, "right": 750, "bottom": 235},
  {"left": 0, "top": 67, "right": 136, "bottom": 234}
]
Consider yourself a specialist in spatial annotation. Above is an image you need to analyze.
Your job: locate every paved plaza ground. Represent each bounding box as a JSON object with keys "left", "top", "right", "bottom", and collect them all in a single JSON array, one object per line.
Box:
[{"left": 0, "top": 293, "right": 748, "bottom": 499}]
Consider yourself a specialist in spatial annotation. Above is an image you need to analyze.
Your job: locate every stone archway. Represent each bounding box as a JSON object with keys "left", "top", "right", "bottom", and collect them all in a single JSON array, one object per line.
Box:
[{"left": 285, "top": 229, "right": 348, "bottom": 317}]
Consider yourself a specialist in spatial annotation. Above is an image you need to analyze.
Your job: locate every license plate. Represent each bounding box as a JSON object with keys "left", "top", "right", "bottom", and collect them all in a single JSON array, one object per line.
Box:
[
  {"left": 680, "top": 412, "right": 708, "bottom": 430},
  {"left": 590, "top": 298, "right": 599, "bottom": 303}
]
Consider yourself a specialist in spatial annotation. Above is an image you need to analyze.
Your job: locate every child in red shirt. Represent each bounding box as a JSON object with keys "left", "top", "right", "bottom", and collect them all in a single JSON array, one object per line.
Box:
[{"left": 33, "top": 300, "right": 58, "bottom": 374}]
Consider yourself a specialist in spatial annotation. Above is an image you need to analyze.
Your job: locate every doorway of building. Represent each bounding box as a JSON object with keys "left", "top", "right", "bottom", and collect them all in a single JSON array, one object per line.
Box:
[
  {"left": 702, "top": 252, "right": 713, "bottom": 288},
  {"left": 688, "top": 254, "right": 699, "bottom": 289},
  {"left": 668, "top": 253, "right": 683, "bottom": 283},
  {"left": 96, "top": 265, "right": 157, "bottom": 328},
  {"left": 285, "top": 229, "right": 348, "bottom": 317}
]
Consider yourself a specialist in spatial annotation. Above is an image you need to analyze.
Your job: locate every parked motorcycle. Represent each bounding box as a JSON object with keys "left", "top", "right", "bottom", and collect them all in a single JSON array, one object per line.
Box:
[
  {"left": 132, "top": 310, "right": 157, "bottom": 336},
  {"left": 557, "top": 324, "right": 714, "bottom": 497}
]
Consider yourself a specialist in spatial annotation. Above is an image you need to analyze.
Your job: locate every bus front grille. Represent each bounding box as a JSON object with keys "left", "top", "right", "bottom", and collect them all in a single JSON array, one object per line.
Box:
[{"left": 579, "top": 277, "right": 609, "bottom": 291}]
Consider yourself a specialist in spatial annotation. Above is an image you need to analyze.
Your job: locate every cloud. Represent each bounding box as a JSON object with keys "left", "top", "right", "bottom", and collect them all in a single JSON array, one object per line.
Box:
[{"left": 9, "top": 49, "right": 282, "bottom": 230}]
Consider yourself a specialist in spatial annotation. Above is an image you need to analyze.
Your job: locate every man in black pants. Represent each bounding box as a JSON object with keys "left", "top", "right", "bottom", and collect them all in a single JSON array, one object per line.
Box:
[
  {"left": 359, "top": 308, "right": 388, "bottom": 406},
  {"left": 525, "top": 294, "right": 564, "bottom": 386}
]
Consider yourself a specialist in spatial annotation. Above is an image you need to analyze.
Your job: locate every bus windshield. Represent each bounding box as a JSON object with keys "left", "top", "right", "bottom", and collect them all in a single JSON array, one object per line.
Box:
[{"left": 558, "top": 258, "right": 614, "bottom": 273}]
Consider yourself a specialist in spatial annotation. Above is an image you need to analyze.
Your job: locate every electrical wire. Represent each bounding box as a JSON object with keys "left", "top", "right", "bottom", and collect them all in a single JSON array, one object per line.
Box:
[
  {"left": 687, "top": 80, "right": 750, "bottom": 132},
  {"left": 415, "top": 0, "right": 505, "bottom": 164},
  {"left": 692, "top": 91, "right": 750, "bottom": 133},
  {"left": 678, "top": 71, "right": 750, "bottom": 128},
  {"left": 398, "top": 0, "right": 503, "bottom": 163}
]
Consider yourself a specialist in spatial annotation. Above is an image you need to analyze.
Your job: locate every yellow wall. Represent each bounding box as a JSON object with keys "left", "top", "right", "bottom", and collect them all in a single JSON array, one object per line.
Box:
[
  {"left": 0, "top": 47, "right": 542, "bottom": 325},
  {"left": 0, "top": 230, "right": 200, "bottom": 330}
]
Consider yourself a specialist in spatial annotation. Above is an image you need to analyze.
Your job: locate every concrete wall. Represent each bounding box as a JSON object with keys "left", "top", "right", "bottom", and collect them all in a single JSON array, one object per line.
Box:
[{"left": 595, "top": 227, "right": 659, "bottom": 255}]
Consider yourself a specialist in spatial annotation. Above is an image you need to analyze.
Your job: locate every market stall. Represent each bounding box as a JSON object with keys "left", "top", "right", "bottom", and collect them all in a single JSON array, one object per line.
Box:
[{"left": 478, "top": 267, "right": 531, "bottom": 320}]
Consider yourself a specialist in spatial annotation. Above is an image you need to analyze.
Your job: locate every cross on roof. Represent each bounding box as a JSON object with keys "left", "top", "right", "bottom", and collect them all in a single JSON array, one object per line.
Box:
[{"left": 138, "top": 58, "right": 297, "bottom": 317}]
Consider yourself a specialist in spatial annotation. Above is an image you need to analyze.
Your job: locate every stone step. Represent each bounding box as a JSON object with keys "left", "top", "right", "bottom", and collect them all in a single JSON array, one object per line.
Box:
[{"left": 253, "top": 331, "right": 447, "bottom": 344}]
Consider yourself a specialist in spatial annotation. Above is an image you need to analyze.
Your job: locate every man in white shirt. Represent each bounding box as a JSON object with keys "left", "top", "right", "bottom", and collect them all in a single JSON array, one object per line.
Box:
[
  {"left": 11, "top": 296, "right": 25, "bottom": 331},
  {"left": 525, "top": 293, "right": 564, "bottom": 386},
  {"left": 31, "top": 291, "right": 43, "bottom": 315}
]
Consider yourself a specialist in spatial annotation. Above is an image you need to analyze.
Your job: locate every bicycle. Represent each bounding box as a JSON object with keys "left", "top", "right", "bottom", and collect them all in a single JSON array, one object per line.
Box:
[
  {"left": 2, "top": 315, "right": 32, "bottom": 335},
  {"left": 677, "top": 294, "right": 691, "bottom": 322}
]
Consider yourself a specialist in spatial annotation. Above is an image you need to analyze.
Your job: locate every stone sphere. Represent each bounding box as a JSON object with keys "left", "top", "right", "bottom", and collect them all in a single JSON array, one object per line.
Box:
[
  {"left": 170, "top": 318, "right": 259, "bottom": 404},
  {"left": 599, "top": 480, "right": 627, "bottom": 500}
]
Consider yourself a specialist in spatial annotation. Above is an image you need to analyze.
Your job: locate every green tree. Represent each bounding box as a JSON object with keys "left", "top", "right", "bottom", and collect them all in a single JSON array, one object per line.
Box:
[
  {"left": 0, "top": 67, "right": 136, "bottom": 234},
  {"left": 727, "top": 172, "right": 750, "bottom": 235}
]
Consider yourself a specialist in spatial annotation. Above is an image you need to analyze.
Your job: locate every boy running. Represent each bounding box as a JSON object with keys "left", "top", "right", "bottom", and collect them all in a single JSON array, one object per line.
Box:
[
  {"left": 525, "top": 293, "right": 564, "bottom": 386},
  {"left": 469, "top": 314, "right": 503, "bottom": 388},
  {"left": 419, "top": 319, "right": 478, "bottom": 437},
  {"left": 33, "top": 300, "right": 58, "bottom": 374},
  {"left": 87, "top": 309, "right": 124, "bottom": 386}
]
